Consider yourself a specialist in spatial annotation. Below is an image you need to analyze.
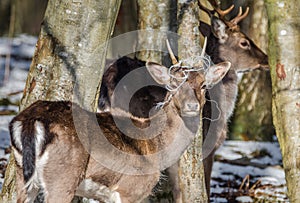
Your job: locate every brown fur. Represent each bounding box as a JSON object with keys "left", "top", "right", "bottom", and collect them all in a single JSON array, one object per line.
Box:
[{"left": 10, "top": 61, "right": 230, "bottom": 202}]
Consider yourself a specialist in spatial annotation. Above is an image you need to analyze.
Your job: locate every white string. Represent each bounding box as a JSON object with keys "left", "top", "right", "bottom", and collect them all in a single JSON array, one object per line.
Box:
[
  {"left": 202, "top": 98, "right": 222, "bottom": 122},
  {"left": 155, "top": 54, "right": 217, "bottom": 112},
  {"left": 155, "top": 93, "right": 173, "bottom": 109}
]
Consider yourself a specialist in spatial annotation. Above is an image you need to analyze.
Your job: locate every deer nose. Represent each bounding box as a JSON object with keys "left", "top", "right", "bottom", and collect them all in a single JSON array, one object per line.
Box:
[
  {"left": 181, "top": 102, "right": 200, "bottom": 117},
  {"left": 186, "top": 103, "right": 200, "bottom": 112}
]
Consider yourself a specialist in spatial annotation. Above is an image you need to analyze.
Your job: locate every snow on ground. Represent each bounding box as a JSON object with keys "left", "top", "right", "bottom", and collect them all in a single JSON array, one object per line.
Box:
[
  {"left": 0, "top": 35, "right": 289, "bottom": 202},
  {"left": 0, "top": 35, "right": 34, "bottom": 189},
  {"left": 211, "top": 141, "right": 288, "bottom": 202}
]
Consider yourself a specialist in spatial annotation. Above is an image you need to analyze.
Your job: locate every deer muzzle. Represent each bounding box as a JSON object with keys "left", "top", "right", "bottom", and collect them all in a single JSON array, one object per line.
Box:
[{"left": 181, "top": 102, "right": 200, "bottom": 117}]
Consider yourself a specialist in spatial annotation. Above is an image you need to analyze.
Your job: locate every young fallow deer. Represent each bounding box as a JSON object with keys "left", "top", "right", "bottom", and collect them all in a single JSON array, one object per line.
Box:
[{"left": 10, "top": 43, "right": 231, "bottom": 203}]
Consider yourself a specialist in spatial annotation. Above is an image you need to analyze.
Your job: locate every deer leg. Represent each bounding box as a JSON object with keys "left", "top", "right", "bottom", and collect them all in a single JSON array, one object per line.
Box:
[
  {"left": 166, "top": 162, "right": 182, "bottom": 203},
  {"left": 41, "top": 162, "right": 82, "bottom": 203},
  {"left": 15, "top": 164, "right": 28, "bottom": 203},
  {"left": 42, "top": 162, "right": 86, "bottom": 203},
  {"left": 115, "top": 173, "right": 160, "bottom": 203},
  {"left": 203, "top": 128, "right": 227, "bottom": 199},
  {"left": 14, "top": 150, "right": 40, "bottom": 203},
  {"left": 41, "top": 142, "right": 89, "bottom": 203},
  {"left": 203, "top": 151, "right": 215, "bottom": 198}
]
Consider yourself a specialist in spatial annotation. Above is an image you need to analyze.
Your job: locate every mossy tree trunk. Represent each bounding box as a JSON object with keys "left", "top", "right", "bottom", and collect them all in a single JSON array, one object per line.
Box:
[
  {"left": 177, "top": 1, "right": 207, "bottom": 202},
  {"left": 0, "top": 0, "right": 121, "bottom": 202},
  {"left": 230, "top": 0, "right": 274, "bottom": 141},
  {"left": 265, "top": 0, "right": 300, "bottom": 201}
]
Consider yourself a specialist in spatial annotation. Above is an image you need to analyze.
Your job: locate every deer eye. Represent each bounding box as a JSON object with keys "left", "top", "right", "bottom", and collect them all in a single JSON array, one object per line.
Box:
[{"left": 239, "top": 39, "right": 250, "bottom": 50}]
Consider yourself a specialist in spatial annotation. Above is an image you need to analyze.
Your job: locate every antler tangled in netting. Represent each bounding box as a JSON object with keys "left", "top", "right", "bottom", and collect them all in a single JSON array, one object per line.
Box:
[
  {"left": 156, "top": 53, "right": 213, "bottom": 109},
  {"left": 166, "top": 56, "right": 212, "bottom": 92}
]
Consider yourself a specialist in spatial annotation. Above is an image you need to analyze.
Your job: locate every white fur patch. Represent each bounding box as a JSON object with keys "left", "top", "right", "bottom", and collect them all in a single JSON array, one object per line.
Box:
[
  {"left": 24, "top": 121, "right": 47, "bottom": 202},
  {"left": 12, "top": 121, "right": 23, "bottom": 151},
  {"left": 34, "top": 121, "right": 45, "bottom": 157},
  {"left": 111, "top": 191, "right": 122, "bottom": 203},
  {"left": 76, "top": 179, "right": 122, "bottom": 202},
  {"left": 36, "top": 150, "right": 48, "bottom": 196},
  {"left": 24, "top": 151, "right": 49, "bottom": 203}
]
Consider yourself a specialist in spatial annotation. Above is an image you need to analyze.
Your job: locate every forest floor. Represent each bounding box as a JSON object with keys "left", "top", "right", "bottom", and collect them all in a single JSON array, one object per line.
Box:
[{"left": 0, "top": 35, "right": 289, "bottom": 203}]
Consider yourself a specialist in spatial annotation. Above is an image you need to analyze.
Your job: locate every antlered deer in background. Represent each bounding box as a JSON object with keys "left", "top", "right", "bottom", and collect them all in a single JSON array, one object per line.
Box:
[
  {"left": 98, "top": 1, "right": 269, "bottom": 200},
  {"left": 10, "top": 45, "right": 231, "bottom": 202},
  {"left": 198, "top": 0, "right": 269, "bottom": 196}
]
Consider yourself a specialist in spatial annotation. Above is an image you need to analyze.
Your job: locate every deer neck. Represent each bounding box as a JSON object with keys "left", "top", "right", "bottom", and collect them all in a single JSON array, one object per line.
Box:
[
  {"left": 206, "top": 36, "right": 239, "bottom": 120},
  {"left": 98, "top": 102, "right": 195, "bottom": 170},
  {"left": 104, "top": 101, "right": 186, "bottom": 155},
  {"left": 222, "top": 69, "right": 238, "bottom": 120}
]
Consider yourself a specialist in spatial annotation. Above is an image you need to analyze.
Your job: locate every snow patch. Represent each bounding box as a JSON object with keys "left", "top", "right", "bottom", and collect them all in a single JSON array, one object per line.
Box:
[{"left": 235, "top": 196, "right": 253, "bottom": 202}]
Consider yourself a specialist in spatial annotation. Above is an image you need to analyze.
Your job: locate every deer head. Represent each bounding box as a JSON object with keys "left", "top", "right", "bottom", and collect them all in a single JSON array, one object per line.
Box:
[
  {"left": 145, "top": 60, "right": 231, "bottom": 117},
  {"left": 198, "top": 0, "right": 269, "bottom": 72}
]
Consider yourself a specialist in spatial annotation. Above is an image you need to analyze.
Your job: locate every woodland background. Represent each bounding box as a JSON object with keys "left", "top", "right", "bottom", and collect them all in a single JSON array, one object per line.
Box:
[{"left": 0, "top": 0, "right": 299, "bottom": 202}]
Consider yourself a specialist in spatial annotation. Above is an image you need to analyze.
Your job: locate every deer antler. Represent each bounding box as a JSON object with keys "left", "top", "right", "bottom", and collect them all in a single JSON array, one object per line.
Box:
[
  {"left": 199, "top": 0, "right": 249, "bottom": 30},
  {"left": 201, "top": 36, "right": 207, "bottom": 57},
  {"left": 207, "top": 0, "right": 234, "bottom": 19},
  {"left": 166, "top": 39, "right": 178, "bottom": 65},
  {"left": 198, "top": 0, "right": 233, "bottom": 18},
  {"left": 166, "top": 36, "right": 207, "bottom": 68},
  {"left": 230, "top": 6, "right": 249, "bottom": 27}
]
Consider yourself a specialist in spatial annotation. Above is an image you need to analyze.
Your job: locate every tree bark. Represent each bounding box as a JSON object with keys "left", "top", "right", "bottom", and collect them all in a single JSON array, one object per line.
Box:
[
  {"left": 137, "top": 0, "right": 171, "bottom": 63},
  {"left": 265, "top": 0, "right": 300, "bottom": 201},
  {"left": 177, "top": 1, "right": 208, "bottom": 202},
  {"left": 0, "top": 0, "right": 121, "bottom": 202},
  {"left": 136, "top": 1, "right": 174, "bottom": 202},
  {"left": 230, "top": 0, "right": 274, "bottom": 141}
]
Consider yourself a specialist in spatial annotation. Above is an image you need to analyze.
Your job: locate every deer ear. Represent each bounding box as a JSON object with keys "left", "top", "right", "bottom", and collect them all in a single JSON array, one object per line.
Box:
[
  {"left": 146, "top": 62, "right": 170, "bottom": 85},
  {"left": 204, "top": 61, "right": 231, "bottom": 87},
  {"left": 211, "top": 16, "right": 228, "bottom": 43}
]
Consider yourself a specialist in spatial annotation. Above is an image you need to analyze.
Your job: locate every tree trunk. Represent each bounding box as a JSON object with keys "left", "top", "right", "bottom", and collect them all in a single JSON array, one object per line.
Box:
[
  {"left": 107, "top": 0, "right": 138, "bottom": 58},
  {"left": 13, "top": 0, "right": 48, "bottom": 36},
  {"left": 230, "top": 0, "right": 274, "bottom": 141},
  {"left": 136, "top": 1, "right": 174, "bottom": 202},
  {"left": 177, "top": 1, "right": 208, "bottom": 202},
  {"left": 0, "top": 0, "right": 48, "bottom": 36},
  {"left": 0, "top": 0, "right": 121, "bottom": 202},
  {"left": 265, "top": 0, "right": 300, "bottom": 201},
  {"left": 137, "top": 0, "right": 171, "bottom": 63},
  {"left": 0, "top": 0, "right": 11, "bottom": 36}
]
